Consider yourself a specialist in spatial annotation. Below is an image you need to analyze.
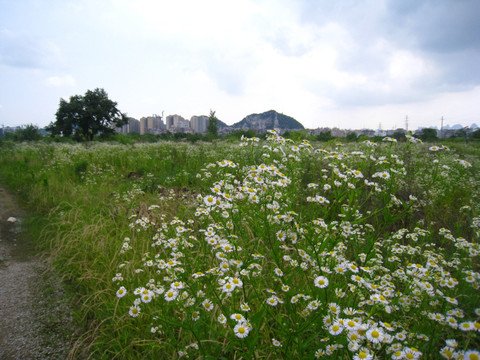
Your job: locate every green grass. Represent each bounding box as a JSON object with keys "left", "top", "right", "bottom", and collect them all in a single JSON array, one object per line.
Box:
[{"left": 0, "top": 134, "right": 479, "bottom": 359}]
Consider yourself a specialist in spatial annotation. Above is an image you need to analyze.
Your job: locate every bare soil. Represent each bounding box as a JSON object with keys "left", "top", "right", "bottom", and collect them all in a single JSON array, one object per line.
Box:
[{"left": 0, "top": 187, "right": 77, "bottom": 359}]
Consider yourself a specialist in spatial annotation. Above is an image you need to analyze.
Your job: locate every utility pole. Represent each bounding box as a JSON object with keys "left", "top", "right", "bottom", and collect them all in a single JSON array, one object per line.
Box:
[{"left": 405, "top": 115, "right": 409, "bottom": 133}]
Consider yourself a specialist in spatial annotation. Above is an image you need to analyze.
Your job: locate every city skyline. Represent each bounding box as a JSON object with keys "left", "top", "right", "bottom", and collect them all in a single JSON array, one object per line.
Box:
[{"left": 2, "top": 110, "right": 479, "bottom": 134}]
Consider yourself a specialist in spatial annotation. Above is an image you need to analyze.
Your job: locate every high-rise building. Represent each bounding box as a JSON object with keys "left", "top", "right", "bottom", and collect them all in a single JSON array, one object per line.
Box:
[
  {"left": 116, "top": 117, "right": 140, "bottom": 134},
  {"left": 190, "top": 115, "right": 209, "bottom": 134},
  {"left": 166, "top": 115, "right": 191, "bottom": 132},
  {"left": 140, "top": 114, "right": 165, "bottom": 134}
]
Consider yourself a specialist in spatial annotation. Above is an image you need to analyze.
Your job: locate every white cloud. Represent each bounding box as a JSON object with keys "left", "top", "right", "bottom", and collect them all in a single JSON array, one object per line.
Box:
[
  {"left": 140, "top": 97, "right": 157, "bottom": 105},
  {"left": 0, "top": 29, "right": 65, "bottom": 69},
  {"left": 46, "top": 75, "right": 76, "bottom": 87},
  {"left": 109, "top": 0, "right": 470, "bottom": 116},
  {"left": 389, "top": 51, "right": 427, "bottom": 81},
  {"left": 1, "top": 0, "right": 479, "bottom": 129}
]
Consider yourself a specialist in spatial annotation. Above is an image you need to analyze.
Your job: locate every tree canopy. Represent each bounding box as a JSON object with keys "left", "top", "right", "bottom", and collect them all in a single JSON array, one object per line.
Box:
[
  {"left": 472, "top": 129, "right": 480, "bottom": 140},
  {"left": 47, "top": 88, "right": 127, "bottom": 141},
  {"left": 207, "top": 110, "right": 219, "bottom": 137},
  {"left": 316, "top": 131, "right": 335, "bottom": 142},
  {"left": 13, "top": 124, "right": 42, "bottom": 141},
  {"left": 419, "top": 128, "right": 438, "bottom": 142}
]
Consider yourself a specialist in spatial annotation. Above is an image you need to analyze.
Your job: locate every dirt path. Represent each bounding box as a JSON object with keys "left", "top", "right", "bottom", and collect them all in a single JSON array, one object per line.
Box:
[{"left": 0, "top": 187, "right": 77, "bottom": 359}]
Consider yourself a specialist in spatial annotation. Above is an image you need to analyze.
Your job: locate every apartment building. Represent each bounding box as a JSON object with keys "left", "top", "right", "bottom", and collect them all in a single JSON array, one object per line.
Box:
[
  {"left": 140, "top": 114, "right": 165, "bottom": 135},
  {"left": 117, "top": 117, "right": 140, "bottom": 134},
  {"left": 190, "top": 115, "right": 209, "bottom": 134}
]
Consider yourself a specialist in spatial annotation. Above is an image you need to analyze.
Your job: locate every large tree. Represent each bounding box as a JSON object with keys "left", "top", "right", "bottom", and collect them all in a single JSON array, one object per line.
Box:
[{"left": 47, "top": 88, "right": 127, "bottom": 141}]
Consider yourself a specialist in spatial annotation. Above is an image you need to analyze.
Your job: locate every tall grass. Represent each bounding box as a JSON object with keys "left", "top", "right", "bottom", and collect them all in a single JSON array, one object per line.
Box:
[{"left": 0, "top": 134, "right": 478, "bottom": 359}]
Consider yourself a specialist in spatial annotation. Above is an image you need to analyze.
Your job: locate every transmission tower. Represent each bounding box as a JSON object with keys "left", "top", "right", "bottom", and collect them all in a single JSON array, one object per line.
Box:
[{"left": 441, "top": 116, "right": 444, "bottom": 138}]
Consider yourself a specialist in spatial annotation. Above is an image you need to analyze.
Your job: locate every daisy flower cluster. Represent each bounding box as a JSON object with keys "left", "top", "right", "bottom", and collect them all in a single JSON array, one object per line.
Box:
[{"left": 113, "top": 131, "right": 479, "bottom": 359}]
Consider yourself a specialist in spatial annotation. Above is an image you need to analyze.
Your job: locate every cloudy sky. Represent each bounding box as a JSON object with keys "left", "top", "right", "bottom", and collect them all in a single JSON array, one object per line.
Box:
[{"left": 1, "top": 0, "right": 479, "bottom": 130}]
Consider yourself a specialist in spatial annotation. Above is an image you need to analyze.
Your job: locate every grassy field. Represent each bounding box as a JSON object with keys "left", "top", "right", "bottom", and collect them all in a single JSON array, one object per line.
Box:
[{"left": 0, "top": 132, "right": 479, "bottom": 359}]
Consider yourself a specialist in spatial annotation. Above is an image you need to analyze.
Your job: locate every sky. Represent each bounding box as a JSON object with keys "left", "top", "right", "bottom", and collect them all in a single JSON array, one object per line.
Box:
[{"left": 1, "top": 0, "right": 480, "bottom": 131}]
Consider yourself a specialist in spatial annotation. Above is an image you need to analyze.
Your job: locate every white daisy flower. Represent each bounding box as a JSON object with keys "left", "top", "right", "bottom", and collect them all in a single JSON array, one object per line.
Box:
[
  {"left": 328, "top": 322, "right": 344, "bottom": 336},
  {"left": 240, "top": 303, "right": 251, "bottom": 312},
  {"left": 459, "top": 321, "right": 475, "bottom": 332},
  {"left": 190, "top": 311, "right": 200, "bottom": 322},
  {"left": 202, "top": 299, "right": 214, "bottom": 312},
  {"left": 272, "top": 338, "right": 282, "bottom": 347},
  {"left": 204, "top": 195, "right": 217, "bottom": 206},
  {"left": 234, "top": 322, "right": 250, "bottom": 338},
  {"left": 222, "top": 282, "right": 235, "bottom": 293},
  {"left": 141, "top": 292, "right": 153, "bottom": 303},
  {"left": 218, "top": 314, "right": 227, "bottom": 325},
  {"left": 170, "top": 281, "right": 184, "bottom": 289},
  {"left": 366, "top": 327, "right": 384, "bottom": 344},
  {"left": 463, "top": 350, "right": 480, "bottom": 360},
  {"left": 129, "top": 305, "right": 141, "bottom": 317},
  {"left": 230, "top": 313, "right": 246, "bottom": 322},
  {"left": 266, "top": 295, "right": 283, "bottom": 306},
  {"left": 164, "top": 289, "right": 179, "bottom": 302},
  {"left": 116, "top": 286, "right": 127, "bottom": 298},
  {"left": 314, "top": 276, "right": 329, "bottom": 288}
]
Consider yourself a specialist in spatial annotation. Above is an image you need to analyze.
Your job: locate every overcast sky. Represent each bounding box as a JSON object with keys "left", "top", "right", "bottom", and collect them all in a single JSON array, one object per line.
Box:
[{"left": 1, "top": 0, "right": 479, "bottom": 130}]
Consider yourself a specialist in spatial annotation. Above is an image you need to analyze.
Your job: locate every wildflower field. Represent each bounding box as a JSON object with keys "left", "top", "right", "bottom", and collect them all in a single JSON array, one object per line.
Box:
[{"left": 0, "top": 132, "right": 479, "bottom": 359}]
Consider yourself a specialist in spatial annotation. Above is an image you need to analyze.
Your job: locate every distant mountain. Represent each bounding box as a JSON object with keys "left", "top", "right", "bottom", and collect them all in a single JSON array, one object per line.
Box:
[
  {"left": 231, "top": 110, "right": 304, "bottom": 132},
  {"left": 217, "top": 119, "right": 229, "bottom": 128}
]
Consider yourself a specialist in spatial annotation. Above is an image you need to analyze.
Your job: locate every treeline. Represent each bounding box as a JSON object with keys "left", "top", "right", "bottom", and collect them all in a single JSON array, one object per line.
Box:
[
  {"left": 2, "top": 124, "right": 480, "bottom": 144},
  {"left": 292, "top": 127, "right": 480, "bottom": 143},
  {"left": 0, "top": 125, "right": 261, "bottom": 144}
]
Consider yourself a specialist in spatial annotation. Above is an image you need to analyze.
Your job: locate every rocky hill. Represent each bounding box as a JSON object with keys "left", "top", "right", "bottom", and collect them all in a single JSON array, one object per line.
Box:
[
  {"left": 217, "top": 119, "right": 229, "bottom": 128},
  {"left": 231, "top": 110, "right": 303, "bottom": 133}
]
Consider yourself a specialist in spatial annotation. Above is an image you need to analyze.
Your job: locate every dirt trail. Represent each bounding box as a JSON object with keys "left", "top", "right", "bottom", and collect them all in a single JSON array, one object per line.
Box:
[{"left": 0, "top": 187, "right": 77, "bottom": 359}]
